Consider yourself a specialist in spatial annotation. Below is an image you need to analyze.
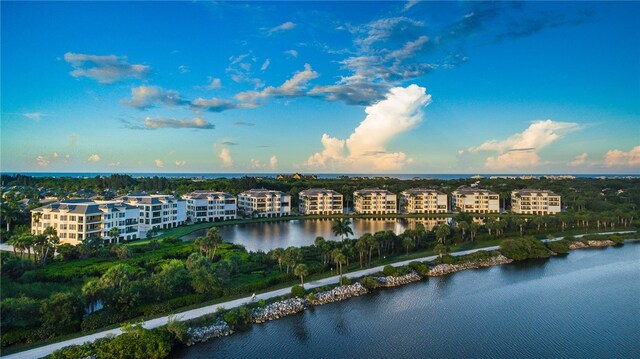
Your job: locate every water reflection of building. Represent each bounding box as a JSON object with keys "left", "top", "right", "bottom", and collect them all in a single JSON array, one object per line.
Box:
[
  {"left": 299, "top": 188, "right": 343, "bottom": 215},
  {"left": 400, "top": 188, "right": 448, "bottom": 213},
  {"left": 405, "top": 217, "right": 451, "bottom": 231},
  {"left": 353, "top": 188, "right": 397, "bottom": 214}
]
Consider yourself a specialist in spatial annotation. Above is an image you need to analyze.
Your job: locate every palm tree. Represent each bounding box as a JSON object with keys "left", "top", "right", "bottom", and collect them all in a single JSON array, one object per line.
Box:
[
  {"left": 434, "top": 243, "right": 447, "bottom": 258},
  {"left": 470, "top": 222, "right": 481, "bottom": 241},
  {"left": 108, "top": 227, "right": 120, "bottom": 244},
  {"left": 293, "top": 263, "right": 309, "bottom": 286},
  {"left": 332, "top": 218, "right": 354, "bottom": 241},
  {"left": 515, "top": 217, "right": 527, "bottom": 236},
  {"left": 402, "top": 235, "right": 413, "bottom": 256},
  {"left": 333, "top": 252, "right": 346, "bottom": 280},
  {"left": 1, "top": 202, "right": 19, "bottom": 233},
  {"left": 269, "top": 248, "right": 285, "bottom": 272},
  {"left": 435, "top": 224, "right": 450, "bottom": 244},
  {"left": 458, "top": 221, "right": 469, "bottom": 240},
  {"left": 206, "top": 227, "right": 223, "bottom": 258},
  {"left": 355, "top": 237, "right": 367, "bottom": 268}
]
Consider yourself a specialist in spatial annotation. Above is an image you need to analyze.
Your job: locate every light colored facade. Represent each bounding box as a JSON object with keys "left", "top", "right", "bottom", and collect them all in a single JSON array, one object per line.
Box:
[
  {"left": 118, "top": 194, "right": 186, "bottom": 237},
  {"left": 511, "top": 189, "right": 561, "bottom": 215},
  {"left": 400, "top": 188, "right": 448, "bottom": 213},
  {"left": 31, "top": 199, "right": 139, "bottom": 245},
  {"left": 451, "top": 188, "right": 500, "bottom": 214},
  {"left": 238, "top": 189, "right": 291, "bottom": 218},
  {"left": 353, "top": 188, "right": 397, "bottom": 214},
  {"left": 182, "top": 190, "right": 237, "bottom": 222},
  {"left": 299, "top": 188, "right": 343, "bottom": 215}
]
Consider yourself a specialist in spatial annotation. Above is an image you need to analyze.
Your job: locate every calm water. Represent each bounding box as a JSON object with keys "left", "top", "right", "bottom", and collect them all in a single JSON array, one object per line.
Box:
[
  {"left": 174, "top": 243, "right": 640, "bottom": 359},
  {"left": 182, "top": 218, "right": 451, "bottom": 252}
]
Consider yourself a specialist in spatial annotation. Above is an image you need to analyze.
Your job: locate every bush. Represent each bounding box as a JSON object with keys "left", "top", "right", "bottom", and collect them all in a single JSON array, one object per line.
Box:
[
  {"left": 360, "top": 276, "right": 379, "bottom": 290},
  {"left": 307, "top": 293, "right": 315, "bottom": 302},
  {"left": 608, "top": 235, "right": 624, "bottom": 244},
  {"left": 95, "top": 324, "right": 171, "bottom": 359},
  {"left": 339, "top": 276, "right": 351, "bottom": 285},
  {"left": 546, "top": 240, "right": 570, "bottom": 254},
  {"left": 291, "top": 284, "right": 305, "bottom": 298},
  {"left": 257, "top": 299, "right": 267, "bottom": 307},
  {"left": 408, "top": 261, "right": 429, "bottom": 275},
  {"left": 0, "top": 256, "right": 34, "bottom": 279},
  {"left": 223, "top": 306, "right": 252, "bottom": 327},
  {"left": 81, "top": 308, "right": 130, "bottom": 332},
  {"left": 382, "top": 265, "right": 397, "bottom": 277},
  {"left": 500, "top": 238, "right": 552, "bottom": 261}
]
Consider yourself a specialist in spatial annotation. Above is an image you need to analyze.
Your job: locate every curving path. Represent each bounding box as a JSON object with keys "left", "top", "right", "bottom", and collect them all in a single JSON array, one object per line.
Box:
[{"left": 2, "top": 231, "right": 633, "bottom": 359}]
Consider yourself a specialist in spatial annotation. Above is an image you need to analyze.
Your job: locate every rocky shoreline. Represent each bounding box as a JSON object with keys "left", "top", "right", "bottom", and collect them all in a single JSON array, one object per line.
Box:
[
  {"left": 373, "top": 272, "right": 423, "bottom": 287},
  {"left": 428, "top": 255, "right": 513, "bottom": 276},
  {"left": 185, "top": 321, "right": 233, "bottom": 346},
  {"left": 252, "top": 297, "right": 308, "bottom": 324},
  {"left": 309, "top": 283, "right": 368, "bottom": 306},
  {"left": 569, "top": 240, "right": 617, "bottom": 250}
]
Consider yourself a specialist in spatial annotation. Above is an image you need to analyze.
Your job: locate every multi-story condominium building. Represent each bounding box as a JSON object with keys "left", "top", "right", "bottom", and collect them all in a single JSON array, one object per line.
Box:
[
  {"left": 353, "top": 188, "right": 397, "bottom": 214},
  {"left": 400, "top": 188, "right": 448, "bottom": 214},
  {"left": 118, "top": 194, "right": 186, "bottom": 237},
  {"left": 451, "top": 187, "right": 500, "bottom": 214},
  {"left": 182, "top": 190, "right": 237, "bottom": 222},
  {"left": 299, "top": 188, "right": 343, "bottom": 215},
  {"left": 511, "top": 189, "right": 561, "bottom": 215},
  {"left": 238, "top": 189, "right": 291, "bottom": 218},
  {"left": 31, "top": 199, "right": 139, "bottom": 245}
]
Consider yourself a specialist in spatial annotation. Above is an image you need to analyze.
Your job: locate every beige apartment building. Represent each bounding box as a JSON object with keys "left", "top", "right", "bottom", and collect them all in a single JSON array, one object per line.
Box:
[
  {"left": 182, "top": 191, "right": 237, "bottom": 222},
  {"left": 31, "top": 199, "right": 139, "bottom": 245},
  {"left": 511, "top": 189, "right": 561, "bottom": 215},
  {"left": 451, "top": 187, "right": 500, "bottom": 214},
  {"left": 400, "top": 188, "right": 448, "bottom": 213},
  {"left": 238, "top": 189, "right": 291, "bottom": 218},
  {"left": 117, "top": 194, "right": 186, "bottom": 238},
  {"left": 353, "top": 188, "right": 397, "bottom": 214},
  {"left": 299, "top": 188, "right": 343, "bottom": 215}
]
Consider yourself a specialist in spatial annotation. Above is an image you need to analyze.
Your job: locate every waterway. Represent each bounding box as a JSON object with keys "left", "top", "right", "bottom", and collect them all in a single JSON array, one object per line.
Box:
[
  {"left": 173, "top": 243, "right": 640, "bottom": 358},
  {"left": 182, "top": 218, "right": 452, "bottom": 252}
]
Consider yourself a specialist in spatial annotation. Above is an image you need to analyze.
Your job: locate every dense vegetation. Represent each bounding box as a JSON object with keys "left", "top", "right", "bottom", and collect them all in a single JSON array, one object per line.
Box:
[{"left": 1, "top": 175, "right": 638, "bottom": 353}]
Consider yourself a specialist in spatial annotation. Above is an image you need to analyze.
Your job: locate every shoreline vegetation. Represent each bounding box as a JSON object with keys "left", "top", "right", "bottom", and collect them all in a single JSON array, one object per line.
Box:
[{"left": 41, "top": 232, "right": 637, "bottom": 359}]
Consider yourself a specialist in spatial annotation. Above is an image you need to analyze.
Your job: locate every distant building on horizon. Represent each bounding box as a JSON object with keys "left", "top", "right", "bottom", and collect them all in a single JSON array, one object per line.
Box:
[
  {"left": 511, "top": 189, "right": 561, "bottom": 215},
  {"left": 400, "top": 188, "right": 448, "bottom": 214},
  {"left": 353, "top": 188, "right": 397, "bottom": 214},
  {"left": 238, "top": 189, "right": 291, "bottom": 218},
  {"left": 31, "top": 199, "right": 139, "bottom": 244},
  {"left": 182, "top": 190, "right": 237, "bottom": 223},
  {"left": 299, "top": 188, "right": 343, "bottom": 215},
  {"left": 118, "top": 194, "right": 186, "bottom": 237},
  {"left": 451, "top": 187, "right": 500, "bottom": 214}
]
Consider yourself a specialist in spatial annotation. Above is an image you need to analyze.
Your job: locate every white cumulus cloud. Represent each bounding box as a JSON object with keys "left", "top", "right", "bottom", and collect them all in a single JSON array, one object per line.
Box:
[
  {"left": 569, "top": 153, "right": 589, "bottom": 167},
  {"left": 307, "top": 84, "right": 430, "bottom": 171},
  {"left": 219, "top": 148, "right": 233, "bottom": 167},
  {"left": 87, "top": 154, "right": 101, "bottom": 162},
  {"left": 269, "top": 156, "right": 278, "bottom": 170},
  {"left": 175, "top": 160, "right": 187, "bottom": 167},
  {"left": 64, "top": 52, "right": 150, "bottom": 84},
  {"left": 468, "top": 120, "right": 580, "bottom": 170},
  {"left": 604, "top": 146, "right": 640, "bottom": 167},
  {"left": 155, "top": 159, "right": 165, "bottom": 168}
]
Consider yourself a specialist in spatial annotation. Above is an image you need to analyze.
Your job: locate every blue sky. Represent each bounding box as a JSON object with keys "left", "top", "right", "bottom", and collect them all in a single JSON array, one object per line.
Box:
[{"left": 2, "top": 1, "right": 639, "bottom": 174}]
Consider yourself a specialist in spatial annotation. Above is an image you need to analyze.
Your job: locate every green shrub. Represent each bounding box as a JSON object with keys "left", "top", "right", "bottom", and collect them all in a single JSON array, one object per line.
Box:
[
  {"left": 81, "top": 308, "right": 130, "bottom": 332},
  {"left": 382, "top": 265, "right": 396, "bottom": 277},
  {"left": 360, "top": 276, "right": 379, "bottom": 290},
  {"left": 307, "top": 293, "right": 315, "bottom": 302},
  {"left": 546, "top": 240, "right": 570, "bottom": 254},
  {"left": 1, "top": 327, "right": 33, "bottom": 348},
  {"left": 608, "top": 235, "right": 624, "bottom": 244},
  {"left": 291, "top": 285, "right": 305, "bottom": 297},
  {"left": 500, "top": 238, "right": 552, "bottom": 261},
  {"left": 408, "top": 261, "right": 429, "bottom": 275},
  {"left": 223, "top": 306, "right": 252, "bottom": 327},
  {"left": 0, "top": 256, "right": 34, "bottom": 279},
  {"left": 257, "top": 299, "right": 267, "bottom": 307},
  {"left": 339, "top": 276, "right": 351, "bottom": 285}
]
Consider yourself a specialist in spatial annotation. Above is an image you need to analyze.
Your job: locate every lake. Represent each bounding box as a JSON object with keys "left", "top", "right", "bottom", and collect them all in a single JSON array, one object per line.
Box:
[
  {"left": 181, "top": 218, "right": 452, "bottom": 252},
  {"left": 173, "top": 243, "right": 640, "bottom": 358}
]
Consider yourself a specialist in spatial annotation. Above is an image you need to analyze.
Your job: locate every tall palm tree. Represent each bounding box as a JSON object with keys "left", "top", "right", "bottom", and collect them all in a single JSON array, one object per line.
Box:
[
  {"left": 334, "top": 252, "right": 346, "bottom": 281},
  {"left": 294, "top": 263, "right": 309, "bottom": 286},
  {"left": 332, "top": 218, "right": 354, "bottom": 241},
  {"left": 435, "top": 224, "right": 450, "bottom": 244}
]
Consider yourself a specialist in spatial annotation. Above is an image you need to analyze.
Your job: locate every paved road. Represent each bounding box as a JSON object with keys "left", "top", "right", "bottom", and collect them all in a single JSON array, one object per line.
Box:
[{"left": 2, "top": 231, "right": 634, "bottom": 359}]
